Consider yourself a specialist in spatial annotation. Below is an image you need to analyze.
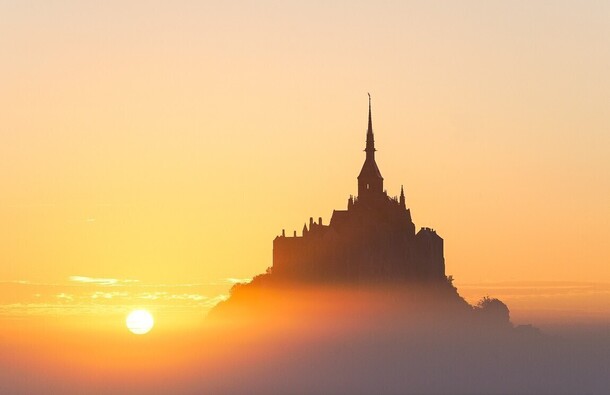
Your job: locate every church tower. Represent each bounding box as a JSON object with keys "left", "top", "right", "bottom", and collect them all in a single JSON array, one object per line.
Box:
[{"left": 358, "top": 94, "right": 384, "bottom": 199}]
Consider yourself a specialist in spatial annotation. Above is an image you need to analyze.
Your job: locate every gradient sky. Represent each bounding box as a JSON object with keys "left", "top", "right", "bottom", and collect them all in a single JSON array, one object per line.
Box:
[{"left": 1, "top": 1, "right": 609, "bottom": 325}]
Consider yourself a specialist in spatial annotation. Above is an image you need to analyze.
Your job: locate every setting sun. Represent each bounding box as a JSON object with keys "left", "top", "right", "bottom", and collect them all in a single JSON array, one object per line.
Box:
[{"left": 126, "top": 310, "right": 154, "bottom": 335}]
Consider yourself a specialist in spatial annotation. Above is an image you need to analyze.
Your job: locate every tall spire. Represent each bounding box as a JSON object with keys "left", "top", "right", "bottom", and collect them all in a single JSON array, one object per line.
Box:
[
  {"left": 365, "top": 93, "right": 375, "bottom": 156},
  {"left": 400, "top": 185, "right": 406, "bottom": 208},
  {"left": 358, "top": 94, "right": 384, "bottom": 198}
]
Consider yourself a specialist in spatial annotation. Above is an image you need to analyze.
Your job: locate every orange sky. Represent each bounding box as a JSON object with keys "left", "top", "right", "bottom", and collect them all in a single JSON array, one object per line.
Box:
[{"left": 1, "top": 1, "right": 609, "bottom": 328}]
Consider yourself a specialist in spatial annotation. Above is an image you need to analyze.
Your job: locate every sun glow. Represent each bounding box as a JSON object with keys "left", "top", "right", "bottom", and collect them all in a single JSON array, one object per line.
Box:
[{"left": 126, "top": 310, "right": 154, "bottom": 335}]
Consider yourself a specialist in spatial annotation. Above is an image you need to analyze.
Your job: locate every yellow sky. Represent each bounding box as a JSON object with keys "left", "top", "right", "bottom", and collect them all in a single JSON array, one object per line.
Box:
[{"left": 1, "top": 2, "right": 609, "bottom": 324}]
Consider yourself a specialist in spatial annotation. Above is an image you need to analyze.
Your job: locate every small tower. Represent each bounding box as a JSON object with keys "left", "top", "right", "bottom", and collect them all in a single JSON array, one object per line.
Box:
[
  {"left": 399, "top": 185, "right": 406, "bottom": 208},
  {"left": 357, "top": 94, "right": 384, "bottom": 199}
]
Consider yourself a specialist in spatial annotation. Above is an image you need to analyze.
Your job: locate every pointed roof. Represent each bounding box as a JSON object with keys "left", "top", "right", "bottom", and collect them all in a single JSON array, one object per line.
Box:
[{"left": 358, "top": 157, "right": 383, "bottom": 180}]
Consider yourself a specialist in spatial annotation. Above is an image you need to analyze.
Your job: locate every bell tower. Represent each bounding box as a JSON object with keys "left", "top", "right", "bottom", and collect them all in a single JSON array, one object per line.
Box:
[{"left": 357, "top": 94, "right": 384, "bottom": 199}]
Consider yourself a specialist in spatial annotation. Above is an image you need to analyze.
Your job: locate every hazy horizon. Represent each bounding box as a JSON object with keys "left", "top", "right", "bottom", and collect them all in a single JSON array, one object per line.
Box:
[{"left": 1, "top": 1, "right": 609, "bottom": 394}]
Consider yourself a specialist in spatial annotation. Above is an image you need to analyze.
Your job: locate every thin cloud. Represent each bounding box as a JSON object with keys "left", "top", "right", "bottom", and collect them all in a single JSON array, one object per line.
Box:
[
  {"left": 225, "top": 278, "right": 252, "bottom": 285},
  {"left": 457, "top": 281, "right": 610, "bottom": 297},
  {"left": 168, "top": 293, "right": 208, "bottom": 301},
  {"left": 69, "top": 276, "right": 139, "bottom": 286},
  {"left": 90, "top": 291, "right": 129, "bottom": 299},
  {"left": 137, "top": 292, "right": 168, "bottom": 300},
  {"left": 1, "top": 277, "right": 236, "bottom": 317}
]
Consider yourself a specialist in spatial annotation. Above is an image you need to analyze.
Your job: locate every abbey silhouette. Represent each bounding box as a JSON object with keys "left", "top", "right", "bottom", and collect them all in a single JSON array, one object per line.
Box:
[
  {"left": 212, "top": 96, "right": 515, "bottom": 331},
  {"left": 272, "top": 95, "right": 445, "bottom": 283}
]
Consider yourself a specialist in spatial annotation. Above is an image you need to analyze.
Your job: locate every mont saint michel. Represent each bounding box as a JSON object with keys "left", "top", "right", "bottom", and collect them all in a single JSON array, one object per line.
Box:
[
  {"left": 213, "top": 98, "right": 495, "bottom": 320},
  {"left": 272, "top": 96, "right": 444, "bottom": 284}
]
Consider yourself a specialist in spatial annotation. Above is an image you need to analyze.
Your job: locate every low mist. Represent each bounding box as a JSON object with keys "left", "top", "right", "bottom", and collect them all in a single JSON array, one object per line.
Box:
[{"left": 2, "top": 285, "right": 608, "bottom": 394}]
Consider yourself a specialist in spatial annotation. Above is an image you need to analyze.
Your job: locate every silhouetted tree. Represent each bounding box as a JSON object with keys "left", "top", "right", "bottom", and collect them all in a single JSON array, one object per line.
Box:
[{"left": 476, "top": 296, "right": 511, "bottom": 327}]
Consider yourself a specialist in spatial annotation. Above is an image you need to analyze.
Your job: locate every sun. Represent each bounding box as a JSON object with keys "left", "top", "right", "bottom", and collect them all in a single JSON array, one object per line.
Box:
[{"left": 126, "top": 309, "right": 154, "bottom": 335}]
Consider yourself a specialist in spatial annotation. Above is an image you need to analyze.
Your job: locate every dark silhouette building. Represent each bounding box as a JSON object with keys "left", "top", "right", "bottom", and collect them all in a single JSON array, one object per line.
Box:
[{"left": 272, "top": 96, "right": 446, "bottom": 283}]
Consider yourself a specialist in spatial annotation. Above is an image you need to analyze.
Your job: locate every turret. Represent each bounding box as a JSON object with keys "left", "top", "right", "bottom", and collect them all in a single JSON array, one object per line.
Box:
[{"left": 347, "top": 195, "right": 354, "bottom": 210}]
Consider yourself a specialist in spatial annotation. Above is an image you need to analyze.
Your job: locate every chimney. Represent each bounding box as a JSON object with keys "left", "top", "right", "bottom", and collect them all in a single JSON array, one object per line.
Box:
[
  {"left": 318, "top": 217, "right": 322, "bottom": 225},
  {"left": 282, "top": 229, "right": 285, "bottom": 237}
]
